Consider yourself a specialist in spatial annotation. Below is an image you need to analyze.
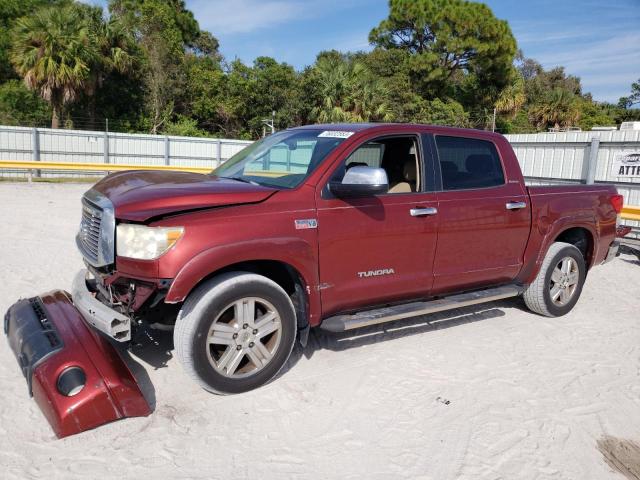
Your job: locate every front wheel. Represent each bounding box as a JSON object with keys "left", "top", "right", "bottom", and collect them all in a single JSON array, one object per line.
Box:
[
  {"left": 174, "top": 272, "right": 297, "bottom": 394},
  {"left": 523, "top": 241, "right": 586, "bottom": 317}
]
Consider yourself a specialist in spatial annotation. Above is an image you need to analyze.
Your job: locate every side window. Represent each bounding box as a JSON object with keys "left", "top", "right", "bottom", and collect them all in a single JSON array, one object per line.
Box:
[
  {"left": 435, "top": 136, "right": 505, "bottom": 190},
  {"left": 333, "top": 136, "right": 421, "bottom": 194}
]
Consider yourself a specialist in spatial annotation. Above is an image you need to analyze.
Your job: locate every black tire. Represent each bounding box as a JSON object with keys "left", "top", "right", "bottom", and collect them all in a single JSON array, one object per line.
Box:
[
  {"left": 523, "top": 241, "right": 586, "bottom": 317},
  {"left": 174, "top": 272, "right": 296, "bottom": 394}
]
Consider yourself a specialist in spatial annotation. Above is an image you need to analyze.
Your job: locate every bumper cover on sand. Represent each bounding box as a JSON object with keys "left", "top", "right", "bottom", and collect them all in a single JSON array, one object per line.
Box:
[{"left": 4, "top": 290, "right": 150, "bottom": 438}]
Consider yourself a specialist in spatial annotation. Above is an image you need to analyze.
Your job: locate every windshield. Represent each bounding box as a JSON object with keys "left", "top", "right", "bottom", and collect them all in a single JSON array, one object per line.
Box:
[{"left": 211, "top": 129, "right": 349, "bottom": 189}]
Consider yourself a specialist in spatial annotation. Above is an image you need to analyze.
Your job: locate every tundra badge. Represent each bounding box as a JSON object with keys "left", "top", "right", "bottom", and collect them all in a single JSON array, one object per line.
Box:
[{"left": 357, "top": 268, "right": 395, "bottom": 278}]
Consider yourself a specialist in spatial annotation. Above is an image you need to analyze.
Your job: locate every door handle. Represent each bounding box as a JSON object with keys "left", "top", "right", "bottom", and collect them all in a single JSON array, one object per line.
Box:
[
  {"left": 410, "top": 207, "right": 438, "bottom": 217},
  {"left": 506, "top": 201, "right": 527, "bottom": 210}
]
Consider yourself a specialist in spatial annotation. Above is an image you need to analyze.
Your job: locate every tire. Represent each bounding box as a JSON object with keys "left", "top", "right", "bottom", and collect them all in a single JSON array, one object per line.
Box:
[
  {"left": 174, "top": 272, "right": 296, "bottom": 394},
  {"left": 523, "top": 241, "right": 586, "bottom": 317}
]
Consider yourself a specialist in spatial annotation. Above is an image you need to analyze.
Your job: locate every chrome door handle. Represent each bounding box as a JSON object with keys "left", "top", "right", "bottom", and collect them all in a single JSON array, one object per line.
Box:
[
  {"left": 410, "top": 207, "right": 438, "bottom": 217},
  {"left": 506, "top": 201, "right": 527, "bottom": 210}
]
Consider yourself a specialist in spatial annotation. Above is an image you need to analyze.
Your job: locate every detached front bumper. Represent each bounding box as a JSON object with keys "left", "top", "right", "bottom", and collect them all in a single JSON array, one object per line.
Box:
[
  {"left": 72, "top": 270, "right": 131, "bottom": 342},
  {"left": 4, "top": 290, "right": 150, "bottom": 438}
]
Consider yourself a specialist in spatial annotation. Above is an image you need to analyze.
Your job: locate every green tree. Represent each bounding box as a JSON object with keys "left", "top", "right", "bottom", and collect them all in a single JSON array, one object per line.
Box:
[
  {"left": 370, "top": 0, "right": 516, "bottom": 101},
  {"left": 529, "top": 88, "right": 581, "bottom": 130},
  {"left": 417, "top": 98, "right": 469, "bottom": 127},
  {"left": 495, "top": 71, "right": 526, "bottom": 118},
  {"left": 110, "top": 0, "right": 219, "bottom": 134},
  {"left": 517, "top": 55, "right": 581, "bottom": 105},
  {"left": 577, "top": 100, "right": 616, "bottom": 131},
  {"left": 0, "top": 0, "right": 67, "bottom": 82},
  {"left": 307, "top": 51, "right": 391, "bottom": 124},
  {"left": 618, "top": 78, "right": 640, "bottom": 108},
  {"left": 0, "top": 79, "right": 51, "bottom": 126},
  {"left": 10, "top": 4, "right": 98, "bottom": 128},
  {"left": 81, "top": 5, "right": 136, "bottom": 128}
]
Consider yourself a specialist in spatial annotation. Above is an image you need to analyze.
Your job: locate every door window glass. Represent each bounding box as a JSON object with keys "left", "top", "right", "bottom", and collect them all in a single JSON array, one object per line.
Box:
[
  {"left": 333, "top": 136, "right": 421, "bottom": 194},
  {"left": 435, "top": 136, "right": 504, "bottom": 190}
]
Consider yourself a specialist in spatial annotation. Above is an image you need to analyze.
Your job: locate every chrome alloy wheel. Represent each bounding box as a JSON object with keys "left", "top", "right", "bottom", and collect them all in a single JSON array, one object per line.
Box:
[
  {"left": 206, "top": 297, "right": 282, "bottom": 378},
  {"left": 549, "top": 256, "right": 580, "bottom": 307}
]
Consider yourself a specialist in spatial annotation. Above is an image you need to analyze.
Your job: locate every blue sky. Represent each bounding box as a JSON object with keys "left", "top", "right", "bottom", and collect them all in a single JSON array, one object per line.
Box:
[{"left": 87, "top": 0, "right": 640, "bottom": 104}]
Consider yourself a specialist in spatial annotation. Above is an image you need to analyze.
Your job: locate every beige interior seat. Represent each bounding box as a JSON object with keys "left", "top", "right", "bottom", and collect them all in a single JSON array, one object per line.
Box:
[{"left": 388, "top": 150, "right": 418, "bottom": 194}]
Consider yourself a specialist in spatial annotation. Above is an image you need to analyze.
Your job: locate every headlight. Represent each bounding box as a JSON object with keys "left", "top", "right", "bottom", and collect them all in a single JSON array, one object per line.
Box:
[{"left": 116, "top": 224, "right": 184, "bottom": 260}]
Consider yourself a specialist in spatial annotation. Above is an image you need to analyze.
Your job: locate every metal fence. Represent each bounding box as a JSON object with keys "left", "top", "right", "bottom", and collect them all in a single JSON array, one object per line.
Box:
[
  {"left": 505, "top": 129, "right": 640, "bottom": 236},
  {"left": 1, "top": 125, "right": 638, "bottom": 222},
  {"left": 0, "top": 125, "right": 252, "bottom": 177}
]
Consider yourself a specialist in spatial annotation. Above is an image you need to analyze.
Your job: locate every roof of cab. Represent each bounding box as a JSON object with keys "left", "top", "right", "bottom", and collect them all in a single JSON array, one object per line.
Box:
[
  {"left": 290, "top": 122, "right": 506, "bottom": 140},
  {"left": 292, "top": 123, "right": 381, "bottom": 132}
]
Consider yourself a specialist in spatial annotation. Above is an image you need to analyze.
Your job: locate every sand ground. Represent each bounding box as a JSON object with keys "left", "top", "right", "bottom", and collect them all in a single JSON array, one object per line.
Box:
[{"left": 0, "top": 182, "right": 639, "bottom": 480}]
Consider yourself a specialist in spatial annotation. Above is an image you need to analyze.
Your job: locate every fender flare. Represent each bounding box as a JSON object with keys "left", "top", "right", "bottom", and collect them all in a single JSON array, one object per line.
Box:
[
  {"left": 164, "top": 238, "right": 321, "bottom": 325},
  {"left": 518, "top": 214, "right": 598, "bottom": 285}
]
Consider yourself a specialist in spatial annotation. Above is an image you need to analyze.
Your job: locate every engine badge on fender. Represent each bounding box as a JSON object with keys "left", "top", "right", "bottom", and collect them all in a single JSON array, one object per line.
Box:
[{"left": 295, "top": 219, "right": 318, "bottom": 230}]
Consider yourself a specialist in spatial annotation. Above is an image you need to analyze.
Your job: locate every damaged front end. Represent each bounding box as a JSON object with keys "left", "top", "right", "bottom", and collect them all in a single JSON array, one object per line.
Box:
[{"left": 4, "top": 290, "right": 151, "bottom": 438}]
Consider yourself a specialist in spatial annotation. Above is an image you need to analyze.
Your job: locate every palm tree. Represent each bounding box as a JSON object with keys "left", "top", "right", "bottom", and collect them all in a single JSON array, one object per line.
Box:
[
  {"left": 84, "top": 11, "right": 136, "bottom": 127},
  {"left": 10, "top": 6, "right": 98, "bottom": 128},
  {"left": 312, "top": 55, "right": 391, "bottom": 123},
  {"left": 495, "top": 74, "right": 526, "bottom": 118},
  {"left": 312, "top": 55, "right": 353, "bottom": 123},
  {"left": 529, "top": 88, "right": 581, "bottom": 131}
]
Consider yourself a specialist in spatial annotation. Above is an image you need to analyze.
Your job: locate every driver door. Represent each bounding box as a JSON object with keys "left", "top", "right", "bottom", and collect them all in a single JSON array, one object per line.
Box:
[{"left": 316, "top": 133, "right": 439, "bottom": 317}]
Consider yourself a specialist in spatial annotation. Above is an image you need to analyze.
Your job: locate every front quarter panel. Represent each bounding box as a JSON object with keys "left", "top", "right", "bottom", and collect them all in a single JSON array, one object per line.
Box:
[{"left": 158, "top": 189, "right": 322, "bottom": 325}]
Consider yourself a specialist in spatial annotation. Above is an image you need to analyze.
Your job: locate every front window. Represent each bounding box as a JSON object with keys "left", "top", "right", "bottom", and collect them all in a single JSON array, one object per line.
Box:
[{"left": 212, "top": 129, "right": 348, "bottom": 189}]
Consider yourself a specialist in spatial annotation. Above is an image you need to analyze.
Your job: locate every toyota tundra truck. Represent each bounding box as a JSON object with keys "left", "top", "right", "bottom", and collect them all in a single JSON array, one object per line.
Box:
[{"left": 5, "top": 123, "right": 625, "bottom": 436}]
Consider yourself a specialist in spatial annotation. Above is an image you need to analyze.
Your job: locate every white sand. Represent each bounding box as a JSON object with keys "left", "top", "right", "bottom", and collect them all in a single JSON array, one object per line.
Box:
[{"left": 1, "top": 182, "right": 639, "bottom": 480}]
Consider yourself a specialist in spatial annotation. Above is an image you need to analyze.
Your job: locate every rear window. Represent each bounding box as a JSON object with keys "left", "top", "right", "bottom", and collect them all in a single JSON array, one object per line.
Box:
[{"left": 435, "top": 136, "right": 505, "bottom": 190}]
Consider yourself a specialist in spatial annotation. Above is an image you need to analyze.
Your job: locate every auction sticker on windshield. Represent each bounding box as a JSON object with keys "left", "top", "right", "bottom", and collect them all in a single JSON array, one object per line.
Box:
[{"left": 318, "top": 131, "right": 355, "bottom": 139}]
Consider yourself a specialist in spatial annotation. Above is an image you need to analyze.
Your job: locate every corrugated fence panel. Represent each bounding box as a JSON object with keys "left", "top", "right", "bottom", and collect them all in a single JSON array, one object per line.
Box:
[
  {"left": 505, "top": 130, "right": 640, "bottom": 237},
  {"left": 0, "top": 125, "right": 252, "bottom": 177},
  {"left": 1, "top": 124, "right": 638, "bottom": 228}
]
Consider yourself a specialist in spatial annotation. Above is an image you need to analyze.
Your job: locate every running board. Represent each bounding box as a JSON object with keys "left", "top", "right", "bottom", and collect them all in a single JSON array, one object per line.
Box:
[{"left": 320, "top": 285, "right": 523, "bottom": 333}]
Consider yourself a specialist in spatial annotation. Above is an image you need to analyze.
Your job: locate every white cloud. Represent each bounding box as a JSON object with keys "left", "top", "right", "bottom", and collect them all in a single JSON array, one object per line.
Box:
[
  {"left": 189, "top": 0, "right": 304, "bottom": 34},
  {"left": 529, "top": 33, "right": 640, "bottom": 102},
  {"left": 189, "top": 0, "right": 365, "bottom": 35}
]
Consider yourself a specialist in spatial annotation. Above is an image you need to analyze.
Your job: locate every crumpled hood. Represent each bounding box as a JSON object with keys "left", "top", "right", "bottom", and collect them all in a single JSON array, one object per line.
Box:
[{"left": 92, "top": 170, "right": 277, "bottom": 222}]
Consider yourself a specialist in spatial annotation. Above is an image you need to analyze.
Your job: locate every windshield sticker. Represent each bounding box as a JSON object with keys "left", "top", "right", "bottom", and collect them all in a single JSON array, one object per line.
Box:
[{"left": 318, "top": 131, "right": 354, "bottom": 139}]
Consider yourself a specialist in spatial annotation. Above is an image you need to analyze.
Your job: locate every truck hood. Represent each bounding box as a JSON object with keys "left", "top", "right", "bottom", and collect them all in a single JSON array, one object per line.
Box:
[{"left": 92, "top": 170, "right": 277, "bottom": 222}]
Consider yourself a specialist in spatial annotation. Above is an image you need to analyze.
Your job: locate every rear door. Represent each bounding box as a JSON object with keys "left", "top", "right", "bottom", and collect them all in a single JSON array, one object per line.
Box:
[
  {"left": 316, "top": 132, "right": 439, "bottom": 317},
  {"left": 430, "top": 133, "right": 531, "bottom": 294}
]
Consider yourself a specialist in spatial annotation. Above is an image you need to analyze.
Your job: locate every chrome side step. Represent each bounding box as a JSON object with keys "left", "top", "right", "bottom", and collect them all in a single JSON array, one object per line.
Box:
[{"left": 320, "top": 285, "right": 523, "bottom": 333}]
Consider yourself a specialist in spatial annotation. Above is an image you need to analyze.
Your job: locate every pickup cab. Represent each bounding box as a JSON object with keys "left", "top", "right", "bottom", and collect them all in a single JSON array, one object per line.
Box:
[{"left": 9, "top": 124, "right": 625, "bottom": 400}]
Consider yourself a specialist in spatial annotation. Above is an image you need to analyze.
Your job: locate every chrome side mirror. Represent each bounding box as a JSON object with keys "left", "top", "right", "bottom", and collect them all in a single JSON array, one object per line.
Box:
[{"left": 329, "top": 166, "right": 389, "bottom": 198}]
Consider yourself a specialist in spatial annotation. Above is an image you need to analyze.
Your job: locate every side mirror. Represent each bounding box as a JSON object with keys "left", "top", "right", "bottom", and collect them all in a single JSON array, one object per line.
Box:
[{"left": 329, "top": 166, "right": 389, "bottom": 198}]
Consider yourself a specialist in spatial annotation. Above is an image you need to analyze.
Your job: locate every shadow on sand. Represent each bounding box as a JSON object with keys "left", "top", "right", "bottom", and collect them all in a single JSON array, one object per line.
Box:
[
  {"left": 277, "top": 297, "right": 519, "bottom": 379},
  {"left": 118, "top": 296, "right": 524, "bottom": 400}
]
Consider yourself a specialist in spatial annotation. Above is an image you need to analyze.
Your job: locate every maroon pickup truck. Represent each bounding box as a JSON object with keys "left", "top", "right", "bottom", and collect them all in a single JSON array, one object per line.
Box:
[{"left": 5, "top": 123, "right": 624, "bottom": 436}]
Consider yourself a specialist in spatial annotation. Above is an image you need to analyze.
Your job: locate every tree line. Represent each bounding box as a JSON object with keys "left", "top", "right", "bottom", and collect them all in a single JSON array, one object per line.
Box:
[{"left": 0, "top": 0, "right": 638, "bottom": 139}]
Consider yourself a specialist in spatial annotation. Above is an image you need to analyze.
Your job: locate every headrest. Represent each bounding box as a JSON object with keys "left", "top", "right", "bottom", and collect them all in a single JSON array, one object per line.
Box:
[
  {"left": 403, "top": 158, "right": 417, "bottom": 182},
  {"left": 346, "top": 162, "right": 368, "bottom": 170},
  {"left": 440, "top": 161, "right": 458, "bottom": 173},
  {"left": 465, "top": 154, "right": 494, "bottom": 175}
]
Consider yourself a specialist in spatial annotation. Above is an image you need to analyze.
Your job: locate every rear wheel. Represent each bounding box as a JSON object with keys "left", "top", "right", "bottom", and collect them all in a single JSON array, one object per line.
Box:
[
  {"left": 523, "top": 242, "right": 586, "bottom": 317},
  {"left": 174, "top": 272, "right": 296, "bottom": 394}
]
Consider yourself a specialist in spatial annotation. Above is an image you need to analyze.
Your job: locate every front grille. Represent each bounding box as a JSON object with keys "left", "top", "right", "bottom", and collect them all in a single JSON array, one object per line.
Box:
[{"left": 79, "top": 199, "right": 103, "bottom": 264}]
